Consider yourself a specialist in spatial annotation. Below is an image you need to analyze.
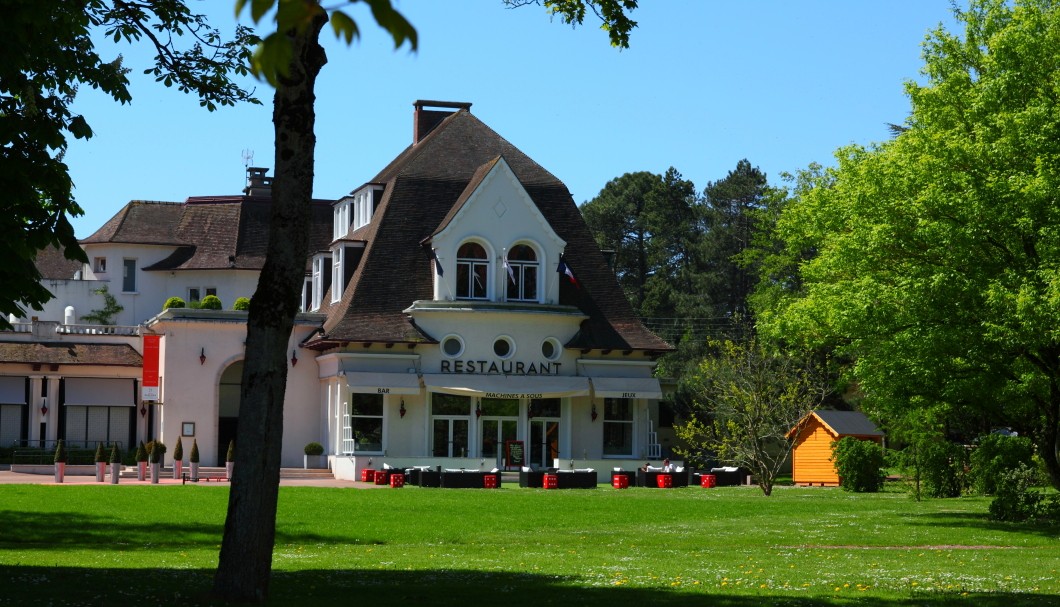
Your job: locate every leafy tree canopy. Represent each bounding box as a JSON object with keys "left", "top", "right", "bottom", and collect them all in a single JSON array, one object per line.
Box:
[
  {"left": 0, "top": 0, "right": 257, "bottom": 328},
  {"left": 756, "top": 0, "right": 1060, "bottom": 488}
]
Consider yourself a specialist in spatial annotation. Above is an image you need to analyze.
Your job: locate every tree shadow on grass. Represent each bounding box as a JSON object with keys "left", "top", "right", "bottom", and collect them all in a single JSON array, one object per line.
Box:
[
  {"left": 0, "top": 565, "right": 1056, "bottom": 607},
  {"left": 0, "top": 509, "right": 344, "bottom": 551},
  {"left": 908, "top": 509, "right": 1060, "bottom": 540}
]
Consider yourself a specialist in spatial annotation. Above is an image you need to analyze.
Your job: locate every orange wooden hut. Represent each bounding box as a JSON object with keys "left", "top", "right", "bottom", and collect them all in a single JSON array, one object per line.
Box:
[{"left": 786, "top": 410, "right": 884, "bottom": 486}]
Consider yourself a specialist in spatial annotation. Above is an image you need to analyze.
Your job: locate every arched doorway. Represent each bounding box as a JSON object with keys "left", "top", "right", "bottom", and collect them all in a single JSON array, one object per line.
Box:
[{"left": 217, "top": 361, "right": 242, "bottom": 465}]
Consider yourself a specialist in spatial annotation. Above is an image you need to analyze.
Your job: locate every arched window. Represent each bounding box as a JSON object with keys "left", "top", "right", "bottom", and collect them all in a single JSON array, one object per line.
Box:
[
  {"left": 505, "top": 244, "right": 538, "bottom": 302},
  {"left": 456, "top": 242, "right": 488, "bottom": 299}
]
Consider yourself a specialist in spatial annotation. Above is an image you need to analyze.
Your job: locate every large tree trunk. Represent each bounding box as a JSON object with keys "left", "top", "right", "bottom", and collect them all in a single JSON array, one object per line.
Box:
[{"left": 212, "top": 15, "right": 327, "bottom": 603}]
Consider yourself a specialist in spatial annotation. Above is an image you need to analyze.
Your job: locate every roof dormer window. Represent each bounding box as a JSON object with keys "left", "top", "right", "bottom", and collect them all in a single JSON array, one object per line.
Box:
[
  {"left": 456, "top": 241, "right": 488, "bottom": 300},
  {"left": 504, "top": 244, "right": 539, "bottom": 302}
]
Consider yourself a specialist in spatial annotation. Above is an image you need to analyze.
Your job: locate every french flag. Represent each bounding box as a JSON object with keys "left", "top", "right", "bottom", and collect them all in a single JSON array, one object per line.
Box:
[{"left": 557, "top": 255, "right": 578, "bottom": 288}]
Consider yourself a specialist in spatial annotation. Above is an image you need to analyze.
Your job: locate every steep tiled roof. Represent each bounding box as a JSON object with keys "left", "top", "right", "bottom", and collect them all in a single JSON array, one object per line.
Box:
[
  {"left": 0, "top": 342, "right": 143, "bottom": 366},
  {"left": 84, "top": 196, "right": 334, "bottom": 272},
  {"left": 313, "top": 109, "right": 670, "bottom": 352},
  {"left": 81, "top": 201, "right": 186, "bottom": 245},
  {"left": 34, "top": 245, "right": 84, "bottom": 280}
]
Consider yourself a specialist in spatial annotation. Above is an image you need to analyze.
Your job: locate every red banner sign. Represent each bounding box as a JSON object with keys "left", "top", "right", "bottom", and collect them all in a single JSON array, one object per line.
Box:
[{"left": 142, "top": 334, "right": 160, "bottom": 400}]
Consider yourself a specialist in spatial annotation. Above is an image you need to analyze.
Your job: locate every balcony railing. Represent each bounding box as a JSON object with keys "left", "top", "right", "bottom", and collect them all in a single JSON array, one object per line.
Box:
[{"left": 55, "top": 324, "right": 140, "bottom": 336}]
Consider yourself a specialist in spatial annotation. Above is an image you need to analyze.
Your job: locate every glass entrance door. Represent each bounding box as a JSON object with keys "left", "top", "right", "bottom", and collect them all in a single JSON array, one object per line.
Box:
[
  {"left": 529, "top": 419, "right": 559, "bottom": 468},
  {"left": 479, "top": 397, "right": 518, "bottom": 466},
  {"left": 433, "top": 418, "right": 468, "bottom": 457}
]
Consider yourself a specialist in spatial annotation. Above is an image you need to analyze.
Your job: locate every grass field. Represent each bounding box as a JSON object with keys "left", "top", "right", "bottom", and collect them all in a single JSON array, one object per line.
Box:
[{"left": 0, "top": 482, "right": 1057, "bottom": 606}]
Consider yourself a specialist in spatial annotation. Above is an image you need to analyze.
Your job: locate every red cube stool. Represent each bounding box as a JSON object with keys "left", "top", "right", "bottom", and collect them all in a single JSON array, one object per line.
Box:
[
  {"left": 612, "top": 474, "right": 629, "bottom": 489},
  {"left": 360, "top": 468, "right": 376, "bottom": 482},
  {"left": 484, "top": 474, "right": 498, "bottom": 489},
  {"left": 543, "top": 473, "right": 558, "bottom": 489},
  {"left": 374, "top": 470, "right": 388, "bottom": 485},
  {"left": 390, "top": 473, "right": 405, "bottom": 488},
  {"left": 700, "top": 474, "right": 716, "bottom": 488},
  {"left": 656, "top": 473, "right": 673, "bottom": 488}
]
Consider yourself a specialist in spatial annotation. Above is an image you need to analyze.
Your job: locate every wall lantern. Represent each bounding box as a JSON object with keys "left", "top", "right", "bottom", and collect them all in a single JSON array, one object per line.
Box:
[
  {"left": 140, "top": 405, "right": 148, "bottom": 418},
  {"left": 40, "top": 399, "right": 48, "bottom": 418},
  {"left": 475, "top": 404, "right": 482, "bottom": 418},
  {"left": 199, "top": 347, "right": 206, "bottom": 365},
  {"left": 591, "top": 403, "right": 598, "bottom": 422},
  {"left": 290, "top": 349, "right": 298, "bottom": 367},
  {"left": 399, "top": 399, "right": 407, "bottom": 418}
]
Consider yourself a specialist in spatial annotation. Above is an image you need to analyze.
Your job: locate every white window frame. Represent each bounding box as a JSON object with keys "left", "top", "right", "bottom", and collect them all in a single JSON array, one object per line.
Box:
[
  {"left": 505, "top": 244, "right": 540, "bottom": 302},
  {"left": 456, "top": 241, "right": 490, "bottom": 300}
]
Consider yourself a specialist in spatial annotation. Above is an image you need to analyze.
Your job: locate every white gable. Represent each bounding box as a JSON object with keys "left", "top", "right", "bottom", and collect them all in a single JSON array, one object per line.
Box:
[{"left": 430, "top": 157, "right": 566, "bottom": 303}]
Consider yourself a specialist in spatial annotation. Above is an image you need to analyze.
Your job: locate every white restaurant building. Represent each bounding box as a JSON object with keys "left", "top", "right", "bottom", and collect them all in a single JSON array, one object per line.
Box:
[{"left": 0, "top": 101, "right": 675, "bottom": 480}]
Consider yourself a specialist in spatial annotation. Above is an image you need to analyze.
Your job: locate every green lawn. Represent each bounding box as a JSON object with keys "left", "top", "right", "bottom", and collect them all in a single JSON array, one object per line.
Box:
[{"left": 0, "top": 483, "right": 1057, "bottom": 606}]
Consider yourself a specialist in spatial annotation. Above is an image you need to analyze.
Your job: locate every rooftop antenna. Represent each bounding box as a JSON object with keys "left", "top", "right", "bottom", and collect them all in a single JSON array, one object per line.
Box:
[{"left": 241, "top": 148, "right": 254, "bottom": 168}]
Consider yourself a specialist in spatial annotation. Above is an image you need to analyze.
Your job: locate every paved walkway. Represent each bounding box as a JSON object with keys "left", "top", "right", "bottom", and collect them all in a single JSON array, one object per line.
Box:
[{"left": 0, "top": 465, "right": 377, "bottom": 488}]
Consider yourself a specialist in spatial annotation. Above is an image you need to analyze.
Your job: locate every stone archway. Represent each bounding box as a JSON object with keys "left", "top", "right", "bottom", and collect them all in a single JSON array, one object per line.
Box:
[{"left": 217, "top": 361, "right": 242, "bottom": 465}]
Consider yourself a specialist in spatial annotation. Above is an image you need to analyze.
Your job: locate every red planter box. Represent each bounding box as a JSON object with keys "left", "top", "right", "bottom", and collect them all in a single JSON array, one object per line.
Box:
[
  {"left": 390, "top": 473, "right": 405, "bottom": 488},
  {"left": 360, "top": 469, "right": 376, "bottom": 482},
  {"left": 612, "top": 474, "right": 629, "bottom": 489},
  {"left": 656, "top": 473, "right": 673, "bottom": 488},
  {"left": 483, "top": 474, "right": 498, "bottom": 489},
  {"left": 700, "top": 474, "right": 716, "bottom": 488},
  {"left": 543, "top": 473, "right": 558, "bottom": 489}
]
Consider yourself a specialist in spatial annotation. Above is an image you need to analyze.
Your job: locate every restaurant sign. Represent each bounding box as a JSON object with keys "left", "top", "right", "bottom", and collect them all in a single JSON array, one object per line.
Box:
[{"left": 439, "top": 359, "right": 562, "bottom": 375}]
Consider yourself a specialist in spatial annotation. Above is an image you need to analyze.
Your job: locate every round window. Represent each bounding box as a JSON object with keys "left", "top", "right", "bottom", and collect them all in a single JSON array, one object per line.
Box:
[
  {"left": 493, "top": 336, "right": 515, "bottom": 359},
  {"left": 541, "top": 338, "right": 561, "bottom": 361},
  {"left": 441, "top": 335, "right": 464, "bottom": 358}
]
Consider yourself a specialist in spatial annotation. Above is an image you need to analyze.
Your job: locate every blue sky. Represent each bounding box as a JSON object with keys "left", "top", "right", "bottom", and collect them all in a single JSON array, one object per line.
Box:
[{"left": 65, "top": 0, "right": 960, "bottom": 237}]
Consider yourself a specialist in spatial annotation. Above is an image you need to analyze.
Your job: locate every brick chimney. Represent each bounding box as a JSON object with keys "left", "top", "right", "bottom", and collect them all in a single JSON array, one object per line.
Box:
[
  {"left": 413, "top": 100, "right": 472, "bottom": 144},
  {"left": 244, "top": 166, "right": 273, "bottom": 197}
]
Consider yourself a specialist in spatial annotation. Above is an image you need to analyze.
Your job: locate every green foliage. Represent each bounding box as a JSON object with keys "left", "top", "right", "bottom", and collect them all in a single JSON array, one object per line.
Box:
[
  {"left": 163, "top": 296, "right": 186, "bottom": 310},
  {"left": 226, "top": 440, "right": 235, "bottom": 463},
  {"left": 53, "top": 440, "right": 67, "bottom": 464},
  {"left": 303, "top": 442, "right": 324, "bottom": 456},
  {"left": 109, "top": 444, "right": 120, "bottom": 464},
  {"left": 970, "top": 433, "right": 1035, "bottom": 495},
  {"left": 0, "top": 1, "right": 257, "bottom": 329},
  {"left": 232, "top": 297, "right": 251, "bottom": 311},
  {"left": 988, "top": 464, "right": 1043, "bottom": 522},
  {"left": 190, "top": 439, "right": 199, "bottom": 464},
  {"left": 919, "top": 440, "right": 969, "bottom": 498},
  {"left": 507, "top": 0, "right": 639, "bottom": 48},
  {"left": 235, "top": 0, "right": 417, "bottom": 86},
  {"left": 172, "top": 437, "right": 183, "bottom": 462},
  {"left": 147, "top": 440, "right": 165, "bottom": 464},
  {"left": 673, "top": 338, "right": 828, "bottom": 496},
  {"left": 94, "top": 443, "right": 107, "bottom": 463},
  {"left": 831, "top": 437, "right": 885, "bottom": 493},
  {"left": 756, "top": 0, "right": 1060, "bottom": 490},
  {"left": 135, "top": 441, "right": 147, "bottom": 463},
  {"left": 199, "top": 294, "right": 222, "bottom": 310},
  {"left": 80, "top": 285, "right": 124, "bottom": 325}
]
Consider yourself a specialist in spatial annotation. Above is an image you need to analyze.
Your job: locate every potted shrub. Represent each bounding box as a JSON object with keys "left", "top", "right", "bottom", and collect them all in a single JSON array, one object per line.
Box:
[
  {"left": 172, "top": 437, "right": 184, "bottom": 480},
  {"left": 94, "top": 443, "right": 107, "bottom": 482},
  {"left": 190, "top": 439, "right": 200, "bottom": 482},
  {"left": 304, "top": 442, "right": 325, "bottom": 469},
  {"left": 109, "top": 444, "right": 121, "bottom": 484},
  {"left": 135, "top": 441, "right": 148, "bottom": 481},
  {"left": 149, "top": 440, "right": 165, "bottom": 484},
  {"left": 54, "top": 439, "right": 67, "bottom": 483},
  {"left": 233, "top": 297, "right": 251, "bottom": 311},
  {"left": 225, "top": 439, "right": 235, "bottom": 479},
  {"left": 163, "top": 296, "right": 186, "bottom": 310},
  {"left": 201, "top": 294, "right": 223, "bottom": 310}
]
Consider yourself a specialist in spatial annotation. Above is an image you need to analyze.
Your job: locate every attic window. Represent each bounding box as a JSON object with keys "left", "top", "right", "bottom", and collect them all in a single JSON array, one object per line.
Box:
[
  {"left": 456, "top": 242, "right": 488, "bottom": 300},
  {"left": 94, "top": 257, "right": 106, "bottom": 273}
]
